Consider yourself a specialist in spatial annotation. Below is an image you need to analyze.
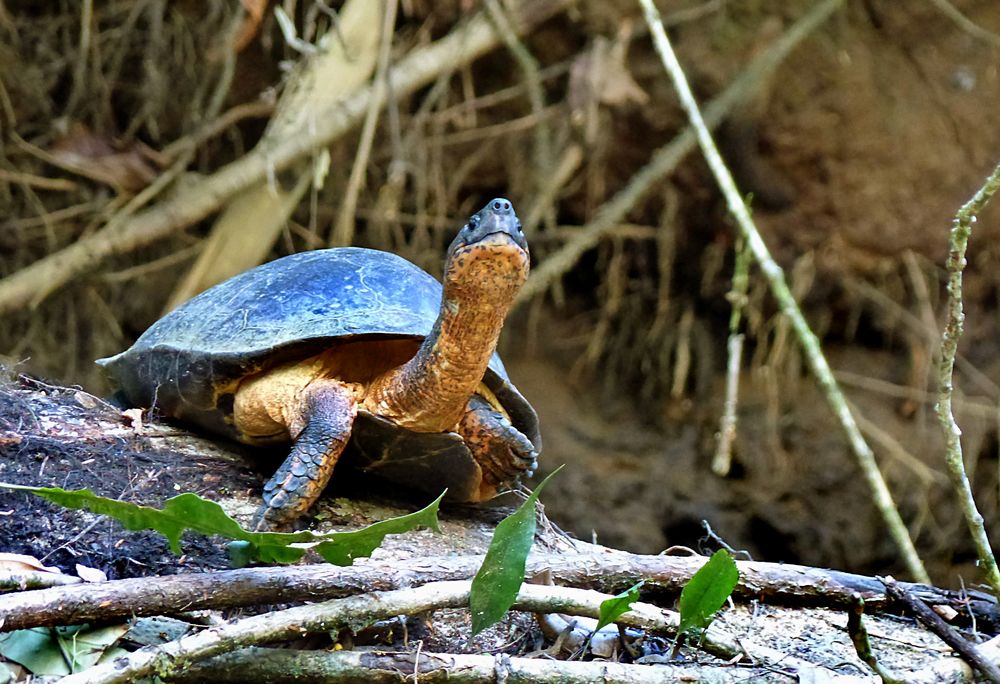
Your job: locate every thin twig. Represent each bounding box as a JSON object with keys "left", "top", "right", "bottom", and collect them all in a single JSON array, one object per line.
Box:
[
  {"left": 638, "top": 0, "right": 929, "bottom": 584},
  {"left": 846, "top": 594, "right": 907, "bottom": 684},
  {"left": 935, "top": 162, "right": 1000, "bottom": 597},
  {"left": 712, "top": 237, "right": 751, "bottom": 476},
  {"left": 159, "top": 101, "right": 275, "bottom": 162},
  {"left": 522, "top": 144, "right": 584, "bottom": 234},
  {"left": 0, "top": 200, "right": 102, "bottom": 232},
  {"left": 845, "top": 278, "right": 1000, "bottom": 400},
  {"left": 850, "top": 401, "right": 948, "bottom": 487},
  {"left": 0, "top": 169, "right": 78, "bottom": 192},
  {"left": 712, "top": 333, "right": 743, "bottom": 476},
  {"left": 434, "top": 61, "right": 569, "bottom": 117},
  {"left": 925, "top": 0, "right": 1000, "bottom": 48},
  {"left": 330, "top": 0, "right": 398, "bottom": 247},
  {"left": 95, "top": 16, "right": 240, "bottom": 252},
  {"left": 65, "top": 0, "right": 93, "bottom": 117},
  {"left": 484, "top": 0, "right": 552, "bottom": 185},
  {"left": 432, "top": 105, "right": 560, "bottom": 145},
  {"left": 101, "top": 243, "right": 203, "bottom": 283},
  {"left": 883, "top": 576, "right": 1000, "bottom": 682}
]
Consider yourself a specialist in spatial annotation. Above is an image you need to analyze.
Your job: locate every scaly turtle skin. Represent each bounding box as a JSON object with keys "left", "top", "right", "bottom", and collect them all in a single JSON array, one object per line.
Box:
[{"left": 98, "top": 199, "right": 540, "bottom": 529}]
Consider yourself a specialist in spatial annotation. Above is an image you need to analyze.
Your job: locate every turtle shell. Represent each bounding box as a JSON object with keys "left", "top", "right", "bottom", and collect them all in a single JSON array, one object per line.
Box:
[{"left": 98, "top": 248, "right": 540, "bottom": 501}]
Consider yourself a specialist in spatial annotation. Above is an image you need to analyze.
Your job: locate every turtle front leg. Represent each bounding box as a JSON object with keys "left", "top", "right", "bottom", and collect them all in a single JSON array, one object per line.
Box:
[
  {"left": 458, "top": 394, "right": 538, "bottom": 501},
  {"left": 251, "top": 380, "right": 358, "bottom": 530}
]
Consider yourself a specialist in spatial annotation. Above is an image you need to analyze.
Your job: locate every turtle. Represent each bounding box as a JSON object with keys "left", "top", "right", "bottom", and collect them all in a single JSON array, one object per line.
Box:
[{"left": 98, "top": 198, "right": 540, "bottom": 529}]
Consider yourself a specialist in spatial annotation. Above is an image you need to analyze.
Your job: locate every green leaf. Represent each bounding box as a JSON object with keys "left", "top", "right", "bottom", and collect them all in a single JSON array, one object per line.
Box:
[
  {"left": 55, "top": 624, "right": 129, "bottom": 672},
  {"left": 469, "top": 465, "right": 564, "bottom": 635},
  {"left": 233, "top": 537, "right": 310, "bottom": 566},
  {"left": 0, "top": 628, "right": 70, "bottom": 676},
  {"left": 677, "top": 549, "right": 739, "bottom": 637},
  {"left": 594, "top": 580, "right": 645, "bottom": 633},
  {"left": 313, "top": 499, "right": 442, "bottom": 564},
  {"left": 0, "top": 483, "right": 441, "bottom": 567},
  {"left": 0, "top": 625, "right": 129, "bottom": 676},
  {"left": 12, "top": 486, "right": 258, "bottom": 554}
]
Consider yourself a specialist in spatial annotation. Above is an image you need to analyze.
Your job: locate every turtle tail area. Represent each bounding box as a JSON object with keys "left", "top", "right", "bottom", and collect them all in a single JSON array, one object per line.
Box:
[{"left": 251, "top": 381, "right": 358, "bottom": 530}]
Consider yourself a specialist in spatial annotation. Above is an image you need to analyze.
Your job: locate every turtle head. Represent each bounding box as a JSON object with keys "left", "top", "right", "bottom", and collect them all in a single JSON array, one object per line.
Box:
[{"left": 444, "top": 198, "right": 529, "bottom": 297}]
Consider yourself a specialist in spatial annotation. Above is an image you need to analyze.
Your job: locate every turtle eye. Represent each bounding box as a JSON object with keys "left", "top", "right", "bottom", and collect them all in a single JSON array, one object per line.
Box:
[
  {"left": 516, "top": 221, "right": 523, "bottom": 234},
  {"left": 466, "top": 215, "right": 480, "bottom": 231}
]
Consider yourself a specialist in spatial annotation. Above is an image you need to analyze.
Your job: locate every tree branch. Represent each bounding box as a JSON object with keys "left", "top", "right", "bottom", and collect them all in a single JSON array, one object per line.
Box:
[
  {"left": 171, "top": 646, "right": 852, "bottom": 684},
  {"left": 2, "top": 550, "right": 993, "bottom": 632}
]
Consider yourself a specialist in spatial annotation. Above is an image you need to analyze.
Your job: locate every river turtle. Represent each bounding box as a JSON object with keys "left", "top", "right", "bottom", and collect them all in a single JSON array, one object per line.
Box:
[{"left": 98, "top": 198, "right": 540, "bottom": 529}]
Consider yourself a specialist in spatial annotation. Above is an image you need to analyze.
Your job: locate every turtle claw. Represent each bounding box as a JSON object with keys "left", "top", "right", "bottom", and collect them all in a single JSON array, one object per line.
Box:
[
  {"left": 475, "top": 439, "right": 536, "bottom": 493},
  {"left": 504, "top": 428, "right": 538, "bottom": 480},
  {"left": 459, "top": 396, "right": 539, "bottom": 494}
]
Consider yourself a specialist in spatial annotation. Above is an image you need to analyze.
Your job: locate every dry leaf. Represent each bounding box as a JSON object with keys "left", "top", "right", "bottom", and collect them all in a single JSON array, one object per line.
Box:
[
  {"left": 0, "top": 433, "right": 23, "bottom": 447},
  {"left": 0, "top": 553, "right": 63, "bottom": 574},
  {"left": 75, "top": 564, "right": 109, "bottom": 583},
  {"left": 931, "top": 604, "right": 958, "bottom": 621},
  {"left": 234, "top": 0, "right": 269, "bottom": 53},
  {"left": 74, "top": 391, "right": 98, "bottom": 409},
  {"left": 122, "top": 408, "right": 145, "bottom": 434},
  {"left": 48, "top": 123, "right": 159, "bottom": 193},
  {"left": 569, "top": 23, "right": 648, "bottom": 115}
]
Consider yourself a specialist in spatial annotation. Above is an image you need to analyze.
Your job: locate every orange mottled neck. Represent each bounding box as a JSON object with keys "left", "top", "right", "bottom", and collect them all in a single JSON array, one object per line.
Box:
[
  {"left": 364, "top": 291, "right": 514, "bottom": 432},
  {"left": 365, "top": 235, "right": 529, "bottom": 431}
]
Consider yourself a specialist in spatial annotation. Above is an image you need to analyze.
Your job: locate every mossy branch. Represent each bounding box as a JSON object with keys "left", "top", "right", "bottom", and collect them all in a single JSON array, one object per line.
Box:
[
  {"left": 935, "top": 161, "right": 1000, "bottom": 597},
  {"left": 638, "top": 0, "right": 930, "bottom": 583}
]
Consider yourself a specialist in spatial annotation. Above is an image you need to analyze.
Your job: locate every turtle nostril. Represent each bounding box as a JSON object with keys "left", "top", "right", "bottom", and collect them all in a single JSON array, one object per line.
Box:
[{"left": 491, "top": 198, "right": 511, "bottom": 213}]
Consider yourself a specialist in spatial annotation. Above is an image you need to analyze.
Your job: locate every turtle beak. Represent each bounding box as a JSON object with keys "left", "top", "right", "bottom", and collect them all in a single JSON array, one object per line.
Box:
[{"left": 449, "top": 198, "right": 528, "bottom": 255}]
